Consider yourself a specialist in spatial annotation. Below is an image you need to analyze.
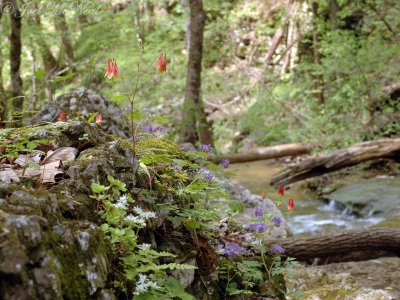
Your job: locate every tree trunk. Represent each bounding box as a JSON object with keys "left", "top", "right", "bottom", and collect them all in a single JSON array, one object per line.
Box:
[
  {"left": 180, "top": 0, "right": 190, "bottom": 49},
  {"left": 208, "top": 143, "right": 312, "bottom": 164},
  {"left": 329, "top": 0, "right": 340, "bottom": 29},
  {"left": 270, "top": 138, "right": 400, "bottom": 187},
  {"left": 180, "top": 0, "right": 213, "bottom": 145},
  {"left": 27, "top": 2, "right": 60, "bottom": 102},
  {"left": 272, "top": 228, "right": 400, "bottom": 262},
  {"left": 54, "top": 12, "right": 74, "bottom": 64},
  {"left": 8, "top": 0, "right": 23, "bottom": 115},
  {"left": 264, "top": 27, "right": 285, "bottom": 67},
  {"left": 0, "top": 2, "right": 6, "bottom": 127},
  {"left": 311, "top": 1, "right": 324, "bottom": 104}
]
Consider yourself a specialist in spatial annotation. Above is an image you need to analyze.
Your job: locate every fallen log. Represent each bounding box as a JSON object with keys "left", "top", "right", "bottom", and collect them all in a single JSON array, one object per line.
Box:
[
  {"left": 270, "top": 138, "right": 400, "bottom": 187},
  {"left": 272, "top": 228, "right": 400, "bottom": 262},
  {"left": 208, "top": 143, "right": 312, "bottom": 164}
]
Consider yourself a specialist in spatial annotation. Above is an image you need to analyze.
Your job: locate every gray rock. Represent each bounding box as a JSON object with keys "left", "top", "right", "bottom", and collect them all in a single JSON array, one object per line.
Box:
[{"left": 326, "top": 177, "right": 400, "bottom": 218}]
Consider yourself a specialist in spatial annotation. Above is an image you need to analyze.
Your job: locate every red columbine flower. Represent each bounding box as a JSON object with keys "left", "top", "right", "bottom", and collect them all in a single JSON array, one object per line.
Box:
[
  {"left": 278, "top": 185, "right": 285, "bottom": 196},
  {"left": 105, "top": 58, "right": 119, "bottom": 79},
  {"left": 288, "top": 199, "right": 294, "bottom": 211},
  {"left": 96, "top": 113, "right": 103, "bottom": 124},
  {"left": 156, "top": 52, "right": 167, "bottom": 73},
  {"left": 58, "top": 112, "right": 66, "bottom": 122},
  {"left": 261, "top": 191, "right": 267, "bottom": 200}
]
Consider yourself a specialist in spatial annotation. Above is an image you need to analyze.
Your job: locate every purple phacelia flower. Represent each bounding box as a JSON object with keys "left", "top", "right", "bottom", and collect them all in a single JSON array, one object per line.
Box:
[
  {"left": 219, "top": 159, "right": 230, "bottom": 168},
  {"left": 141, "top": 124, "right": 157, "bottom": 133},
  {"left": 199, "top": 144, "right": 212, "bottom": 153},
  {"left": 248, "top": 222, "right": 268, "bottom": 233},
  {"left": 254, "top": 207, "right": 264, "bottom": 218},
  {"left": 223, "top": 242, "right": 246, "bottom": 257},
  {"left": 271, "top": 217, "right": 283, "bottom": 227},
  {"left": 171, "top": 162, "right": 183, "bottom": 171},
  {"left": 201, "top": 168, "right": 213, "bottom": 181},
  {"left": 271, "top": 245, "right": 285, "bottom": 254}
]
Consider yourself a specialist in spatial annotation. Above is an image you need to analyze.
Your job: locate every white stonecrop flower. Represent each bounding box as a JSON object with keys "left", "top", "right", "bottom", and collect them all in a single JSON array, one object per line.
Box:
[
  {"left": 133, "top": 274, "right": 160, "bottom": 295},
  {"left": 113, "top": 194, "right": 128, "bottom": 209},
  {"left": 139, "top": 243, "right": 151, "bottom": 251},
  {"left": 133, "top": 206, "right": 156, "bottom": 219},
  {"left": 124, "top": 214, "right": 146, "bottom": 227}
]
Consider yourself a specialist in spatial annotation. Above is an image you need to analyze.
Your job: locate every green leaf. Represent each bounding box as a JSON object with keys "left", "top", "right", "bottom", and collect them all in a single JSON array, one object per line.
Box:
[
  {"left": 86, "top": 112, "right": 98, "bottom": 124},
  {"left": 126, "top": 111, "right": 143, "bottom": 122},
  {"left": 184, "top": 218, "right": 200, "bottom": 230},
  {"left": 90, "top": 182, "right": 109, "bottom": 194},
  {"left": 111, "top": 95, "right": 125, "bottom": 102},
  {"left": 228, "top": 201, "right": 244, "bottom": 214},
  {"left": 53, "top": 72, "right": 76, "bottom": 83},
  {"left": 100, "top": 224, "right": 109, "bottom": 232},
  {"left": 35, "top": 69, "right": 45, "bottom": 80},
  {"left": 139, "top": 162, "right": 151, "bottom": 179},
  {"left": 148, "top": 115, "right": 168, "bottom": 123},
  {"left": 107, "top": 175, "right": 127, "bottom": 191}
]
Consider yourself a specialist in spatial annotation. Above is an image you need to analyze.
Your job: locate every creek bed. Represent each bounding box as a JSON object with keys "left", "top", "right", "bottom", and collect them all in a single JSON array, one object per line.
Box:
[{"left": 230, "top": 160, "right": 398, "bottom": 236}]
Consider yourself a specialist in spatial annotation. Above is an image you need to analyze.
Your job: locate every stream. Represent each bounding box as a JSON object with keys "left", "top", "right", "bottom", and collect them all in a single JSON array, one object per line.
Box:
[
  {"left": 229, "top": 160, "right": 399, "bottom": 235},
  {"left": 230, "top": 159, "right": 400, "bottom": 299}
]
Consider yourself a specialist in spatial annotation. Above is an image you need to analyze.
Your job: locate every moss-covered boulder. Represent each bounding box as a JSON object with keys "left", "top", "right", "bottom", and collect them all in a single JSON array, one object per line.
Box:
[{"left": 0, "top": 122, "right": 288, "bottom": 299}]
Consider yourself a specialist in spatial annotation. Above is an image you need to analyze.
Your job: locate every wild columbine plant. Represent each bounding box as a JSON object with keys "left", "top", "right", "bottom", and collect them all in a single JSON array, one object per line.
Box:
[
  {"left": 287, "top": 198, "right": 295, "bottom": 211},
  {"left": 156, "top": 52, "right": 167, "bottom": 73},
  {"left": 104, "top": 41, "right": 168, "bottom": 182}
]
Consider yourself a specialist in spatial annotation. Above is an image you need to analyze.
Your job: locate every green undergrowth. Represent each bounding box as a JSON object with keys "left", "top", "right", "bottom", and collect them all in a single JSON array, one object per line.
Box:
[{"left": 0, "top": 122, "right": 297, "bottom": 299}]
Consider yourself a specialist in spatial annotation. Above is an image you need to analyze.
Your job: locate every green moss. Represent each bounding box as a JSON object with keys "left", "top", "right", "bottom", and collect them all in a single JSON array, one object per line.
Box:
[
  {"left": 373, "top": 216, "right": 400, "bottom": 228},
  {"left": 300, "top": 285, "right": 357, "bottom": 300},
  {"left": 136, "top": 138, "right": 182, "bottom": 156}
]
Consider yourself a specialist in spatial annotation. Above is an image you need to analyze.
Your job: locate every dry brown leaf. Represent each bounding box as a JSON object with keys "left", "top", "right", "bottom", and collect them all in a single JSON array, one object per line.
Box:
[
  {"left": 15, "top": 154, "right": 42, "bottom": 166},
  {"left": 40, "top": 161, "right": 64, "bottom": 183},
  {"left": 41, "top": 147, "right": 78, "bottom": 165}
]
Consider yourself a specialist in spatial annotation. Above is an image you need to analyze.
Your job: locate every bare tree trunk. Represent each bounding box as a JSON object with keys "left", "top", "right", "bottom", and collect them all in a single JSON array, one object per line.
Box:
[
  {"left": 180, "top": 0, "right": 213, "bottom": 145},
  {"left": 311, "top": 1, "right": 324, "bottom": 104},
  {"left": 180, "top": 0, "right": 190, "bottom": 49},
  {"left": 27, "top": 45, "right": 38, "bottom": 112},
  {"left": 329, "top": 0, "right": 340, "bottom": 29},
  {"left": 270, "top": 138, "right": 400, "bottom": 187},
  {"left": 209, "top": 143, "right": 312, "bottom": 164},
  {"left": 27, "top": 3, "right": 59, "bottom": 102},
  {"left": 54, "top": 13, "right": 74, "bottom": 64},
  {"left": 7, "top": 0, "right": 23, "bottom": 115},
  {"left": 280, "top": 1, "right": 299, "bottom": 77},
  {"left": 272, "top": 228, "right": 400, "bottom": 262},
  {"left": 0, "top": 2, "right": 6, "bottom": 127},
  {"left": 264, "top": 27, "right": 285, "bottom": 67}
]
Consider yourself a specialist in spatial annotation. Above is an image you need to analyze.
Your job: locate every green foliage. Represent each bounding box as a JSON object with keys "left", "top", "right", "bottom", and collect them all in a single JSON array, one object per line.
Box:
[{"left": 90, "top": 178, "right": 196, "bottom": 298}]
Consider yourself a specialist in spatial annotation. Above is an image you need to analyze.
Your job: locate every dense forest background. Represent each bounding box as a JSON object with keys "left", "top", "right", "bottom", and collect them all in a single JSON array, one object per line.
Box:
[{"left": 0, "top": 0, "right": 399, "bottom": 152}]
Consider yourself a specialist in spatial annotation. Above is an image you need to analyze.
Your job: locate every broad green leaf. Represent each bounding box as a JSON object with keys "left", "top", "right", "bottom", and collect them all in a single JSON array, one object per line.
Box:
[
  {"left": 107, "top": 175, "right": 127, "bottom": 191},
  {"left": 148, "top": 115, "right": 168, "bottom": 123},
  {"left": 53, "top": 72, "right": 76, "bottom": 83},
  {"left": 90, "top": 182, "right": 109, "bottom": 193},
  {"left": 184, "top": 218, "right": 200, "bottom": 230},
  {"left": 35, "top": 69, "right": 45, "bottom": 80},
  {"left": 126, "top": 111, "right": 143, "bottom": 122},
  {"left": 111, "top": 95, "right": 125, "bottom": 102}
]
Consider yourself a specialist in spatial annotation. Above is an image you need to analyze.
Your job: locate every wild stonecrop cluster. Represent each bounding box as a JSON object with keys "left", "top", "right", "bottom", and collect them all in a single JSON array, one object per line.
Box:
[{"left": 91, "top": 175, "right": 196, "bottom": 299}]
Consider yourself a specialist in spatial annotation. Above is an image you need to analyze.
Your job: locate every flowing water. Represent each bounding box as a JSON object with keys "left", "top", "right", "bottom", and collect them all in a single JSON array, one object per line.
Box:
[{"left": 230, "top": 160, "right": 397, "bottom": 236}]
